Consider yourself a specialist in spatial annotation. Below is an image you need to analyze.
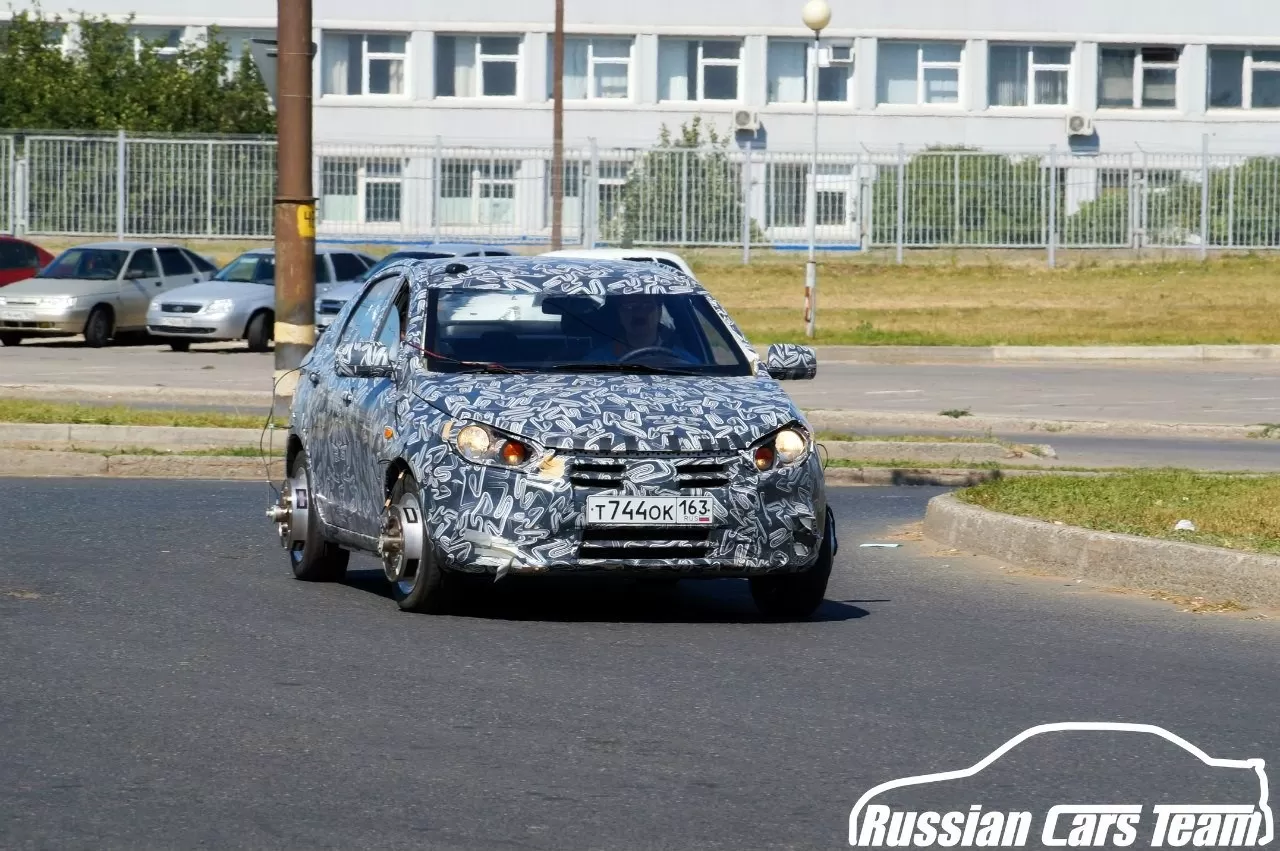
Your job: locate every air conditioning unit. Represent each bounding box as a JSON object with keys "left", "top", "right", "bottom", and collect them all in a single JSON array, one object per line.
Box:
[
  {"left": 733, "top": 109, "right": 760, "bottom": 133},
  {"left": 1066, "top": 113, "right": 1095, "bottom": 137}
]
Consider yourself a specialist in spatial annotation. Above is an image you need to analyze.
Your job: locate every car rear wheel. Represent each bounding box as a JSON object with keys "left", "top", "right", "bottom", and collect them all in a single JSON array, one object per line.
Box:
[
  {"left": 274, "top": 448, "right": 349, "bottom": 582},
  {"left": 382, "top": 472, "right": 457, "bottom": 614},
  {"left": 0, "top": 332, "right": 22, "bottom": 347},
  {"left": 749, "top": 515, "right": 834, "bottom": 621},
  {"left": 246, "top": 311, "right": 272, "bottom": 353},
  {"left": 83, "top": 306, "right": 113, "bottom": 348},
  {"left": 168, "top": 340, "right": 191, "bottom": 353}
]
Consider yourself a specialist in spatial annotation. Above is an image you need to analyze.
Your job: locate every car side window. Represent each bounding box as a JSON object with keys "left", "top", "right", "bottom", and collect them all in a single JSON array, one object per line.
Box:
[
  {"left": 0, "top": 243, "right": 22, "bottom": 269},
  {"left": 182, "top": 249, "right": 218, "bottom": 273},
  {"left": 314, "top": 255, "right": 332, "bottom": 284},
  {"left": 330, "top": 252, "right": 368, "bottom": 281},
  {"left": 374, "top": 281, "right": 409, "bottom": 358},
  {"left": 126, "top": 249, "right": 159, "bottom": 278},
  {"left": 337, "top": 277, "right": 400, "bottom": 347},
  {"left": 157, "top": 247, "right": 193, "bottom": 276}
]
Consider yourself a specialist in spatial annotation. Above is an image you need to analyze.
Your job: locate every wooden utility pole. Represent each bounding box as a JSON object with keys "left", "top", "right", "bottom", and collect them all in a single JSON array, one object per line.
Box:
[
  {"left": 273, "top": 0, "right": 315, "bottom": 404},
  {"left": 550, "top": 0, "right": 565, "bottom": 250}
]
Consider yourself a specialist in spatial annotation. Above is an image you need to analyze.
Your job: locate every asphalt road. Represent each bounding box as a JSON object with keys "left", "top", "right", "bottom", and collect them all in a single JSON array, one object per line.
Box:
[
  {"left": 3, "top": 480, "right": 1277, "bottom": 850},
  {"left": 4, "top": 340, "right": 1280, "bottom": 425}
]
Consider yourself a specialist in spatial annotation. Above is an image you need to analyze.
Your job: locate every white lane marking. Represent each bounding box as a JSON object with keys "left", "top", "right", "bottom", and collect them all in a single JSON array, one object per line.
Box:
[{"left": 863, "top": 389, "right": 924, "bottom": 395}]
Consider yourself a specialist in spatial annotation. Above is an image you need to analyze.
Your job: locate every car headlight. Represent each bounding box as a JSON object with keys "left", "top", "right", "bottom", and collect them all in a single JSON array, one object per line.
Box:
[
  {"left": 752, "top": 426, "right": 810, "bottom": 471},
  {"left": 452, "top": 422, "right": 541, "bottom": 470},
  {"left": 39, "top": 295, "right": 76, "bottom": 310},
  {"left": 203, "top": 298, "right": 236, "bottom": 316}
]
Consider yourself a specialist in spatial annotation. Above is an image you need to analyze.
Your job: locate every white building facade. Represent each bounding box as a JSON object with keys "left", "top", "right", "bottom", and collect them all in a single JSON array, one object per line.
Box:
[{"left": 9, "top": 0, "right": 1280, "bottom": 248}]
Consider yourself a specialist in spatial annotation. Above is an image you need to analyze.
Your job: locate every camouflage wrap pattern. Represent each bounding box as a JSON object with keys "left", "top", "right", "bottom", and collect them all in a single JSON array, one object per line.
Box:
[{"left": 290, "top": 257, "right": 831, "bottom": 577}]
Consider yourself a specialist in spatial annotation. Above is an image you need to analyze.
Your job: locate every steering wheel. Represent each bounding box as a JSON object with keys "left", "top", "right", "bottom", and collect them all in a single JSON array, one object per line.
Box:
[{"left": 619, "top": 346, "right": 686, "bottom": 363}]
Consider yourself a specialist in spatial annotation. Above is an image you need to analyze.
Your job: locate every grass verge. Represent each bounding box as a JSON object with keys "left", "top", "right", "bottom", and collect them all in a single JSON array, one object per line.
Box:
[
  {"left": 0, "top": 399, "right": 278, "bottom": 429},
  {"left": 957, "top": 469, "right": 1280, "bottom": 555},
  {"left": 65, "top": 446, "right": 281, "bottom": 458}
]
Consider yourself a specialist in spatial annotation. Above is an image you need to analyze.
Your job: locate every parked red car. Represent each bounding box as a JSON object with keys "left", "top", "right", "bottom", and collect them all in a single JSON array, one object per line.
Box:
[{"left": 0, "top": 236, "right": 55, "bottom": 287}]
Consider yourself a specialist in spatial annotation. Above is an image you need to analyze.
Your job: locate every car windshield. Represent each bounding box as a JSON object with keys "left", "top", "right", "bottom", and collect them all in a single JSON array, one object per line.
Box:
[
  {"left": 359, "top": 251, "right": 457, "bottom": 281},
  {"left": 37, "top": 248, "right": 128, "bottom": 281},
  {"left": 424, "top": 290, "right": 751, "bottom": 376},
  {"left": 215, "top": 255, "right": 275, "bottom": 283}
]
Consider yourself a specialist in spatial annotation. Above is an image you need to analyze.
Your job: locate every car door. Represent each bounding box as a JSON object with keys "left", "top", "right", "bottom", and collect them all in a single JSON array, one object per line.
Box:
[
  {"left": 119, "top": 248, "right": 164, "bottom": 328},
  {"left": 313, "top": 274, "right": 401, "bottom": 532},
  {"left": 345, "top": 276, "right": 411, "bottom": 538},
  {"left": 156, "top": 246, "right": 203, "bottom": 292}
]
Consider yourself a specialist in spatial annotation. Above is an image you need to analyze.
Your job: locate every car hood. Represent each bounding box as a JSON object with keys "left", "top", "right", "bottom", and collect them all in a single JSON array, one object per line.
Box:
[
  {"left": 318, "top": 281, "right": 361, "bottom": 304},
  {"left": 0, "top": 277, "right": 118, "bottom": 298},
  {"left": 413, "top": 372, "right": 801, "bottom": 453}
]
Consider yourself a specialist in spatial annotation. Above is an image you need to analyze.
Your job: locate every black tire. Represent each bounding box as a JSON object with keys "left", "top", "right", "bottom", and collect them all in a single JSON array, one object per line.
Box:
[
  {"left": 246, "top": 311, "right": 272, "bottom": 353},
  {"left": 288, "top": 449, "right": 349, "bottom": 582},
  {"left": 749, "top": 515, "right": 835, "bottom": 620},
  {"left": 83, "top": 307, "right": 113, "bottom": 348},
  {"left": 387, "top": 473, "right": 456, "bottom": 614},
  {"left": 168, "top": 340, "right": 191, "bottom": 352},
  {"left": 0, "top": 332, "right": 23, "bottom": 347}
]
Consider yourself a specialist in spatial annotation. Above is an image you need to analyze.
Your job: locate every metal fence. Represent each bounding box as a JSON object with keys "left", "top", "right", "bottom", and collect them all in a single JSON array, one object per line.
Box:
[{"left": 5, "top": 130, "right": 1280, "bottom": 262}]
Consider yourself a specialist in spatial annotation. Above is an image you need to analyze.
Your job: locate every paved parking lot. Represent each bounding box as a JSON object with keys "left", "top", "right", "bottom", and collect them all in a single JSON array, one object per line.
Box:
[{"left": 4, "top": 339, "right": 1280, "bottom": 425}]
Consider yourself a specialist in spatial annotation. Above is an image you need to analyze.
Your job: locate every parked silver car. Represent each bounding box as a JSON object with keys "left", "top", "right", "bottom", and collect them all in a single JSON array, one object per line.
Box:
[
  {"left": 148, "top": 246, "right": 376, "bottom": 352},
  {"left": 0, "top": 241, "right": 218, "bottom": 347},
  {"left": 315, "top": 243, "right": 515, "bottom": 333}
]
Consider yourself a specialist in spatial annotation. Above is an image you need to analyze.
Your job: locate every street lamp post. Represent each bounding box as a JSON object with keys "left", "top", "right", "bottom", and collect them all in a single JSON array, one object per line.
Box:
[{"left": 801, "top": 0, "right": 831, "bottom": 340}]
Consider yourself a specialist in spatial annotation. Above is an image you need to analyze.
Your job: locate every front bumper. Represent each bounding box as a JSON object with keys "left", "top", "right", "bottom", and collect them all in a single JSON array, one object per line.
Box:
[
  {"left": 0, "top": 305, "right": 91, "bottom": 335},
  {"left": 146, "top": 310, "right": 247, "bottom": 340},
  {"left": 420, "top": 448, "right": 829, "bottom": 578}
]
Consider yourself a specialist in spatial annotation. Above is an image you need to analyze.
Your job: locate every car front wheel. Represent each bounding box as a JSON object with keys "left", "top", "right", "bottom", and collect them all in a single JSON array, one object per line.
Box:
[
  {"left": 748, "top": 515, "right": 834, "bottom": 620},
  {"left": 381, "top": 471, "right": 457, "bottom": 614},
  {"left": 168, "top": 340, "right": 191, "bottom": 352}
]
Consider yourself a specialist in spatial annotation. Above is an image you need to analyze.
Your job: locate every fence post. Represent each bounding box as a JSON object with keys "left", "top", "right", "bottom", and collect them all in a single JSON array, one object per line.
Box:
[
  {"left": 680, "top": 149, "right": 689, "bottom": 246},
  {"left": 740, "top": 141, "right": 752, "bottom": 264},
  {"left": 952, "top": 152, "right": 961, "bottom": 246},
  {"left": 1047, "top": 145, "right": 1057, "bottom": 268},
  {"left": 4, "top": 138, "right": 12, "bottom": 235},
  {"left": 1199, "top": 133, "right": 1210, "bottom": 261},
  {"left": 206, "top": 140, "right": 215, "bottom": 237},
  {"left": 895, "top": 144, "right": 905, "bottom": 263},
  {"left": 432, "top": 135, "right": 442, "bottom": 244},
  {"left": 585, "top": 137, "right": 599, "bottom": 248},
  {"left": 115, "top": 129, "right": 126, "bottom": 241},
  {"left": 1227, "top": 156, "right": 1236, "bottom": 249},
  {"left": 15, "top": 152, "right": 27, "bottom": 237}
]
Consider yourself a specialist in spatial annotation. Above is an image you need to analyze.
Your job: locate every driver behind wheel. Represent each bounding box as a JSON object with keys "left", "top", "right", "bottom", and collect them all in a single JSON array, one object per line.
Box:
[{"left": 585, "top": 293, "right": 697, "bottom": 363}]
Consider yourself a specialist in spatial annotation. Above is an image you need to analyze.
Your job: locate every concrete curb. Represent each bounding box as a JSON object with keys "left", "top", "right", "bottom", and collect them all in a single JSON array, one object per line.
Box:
[
  {"left": 805, "top": 409, "right": 1270, "bottom": 441},
  {"left": 811, "top": 344, "right": 1280, "bottom": 364},
  {"left": 923, "top": 492, "right": 1280, "bottom": 608},
  {"left": 0, "top": 448, "right": 285, "bottom": 480}
]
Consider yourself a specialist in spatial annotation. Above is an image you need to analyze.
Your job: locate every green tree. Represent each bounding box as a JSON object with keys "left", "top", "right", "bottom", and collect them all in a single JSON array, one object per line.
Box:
[
  {"left": 0, "top": 6, "right": 274, "bottom": 134},
  {"left": 612, "top": 117, "right": 761, "bottom": 246}
]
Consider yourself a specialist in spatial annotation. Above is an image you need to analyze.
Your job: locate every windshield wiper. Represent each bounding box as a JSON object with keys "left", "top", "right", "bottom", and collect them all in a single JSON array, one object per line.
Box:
[
  {"left": 450, "top": 363, "right": 530, "bottom": 375},
  {"left": 540, "top": 362, "right": 701, "bottom": 376}
]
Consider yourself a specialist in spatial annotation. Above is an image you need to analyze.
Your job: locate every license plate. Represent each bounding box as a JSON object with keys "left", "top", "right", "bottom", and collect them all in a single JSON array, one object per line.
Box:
[
  {"left": 162, "top": 316, "right": 194, "bottom": 327},
  {"left": 0, "top": 309, "right": 34, "bottom": 321},
  {"left": 585, "top": 495, "right": 719, "bottom": 526}
]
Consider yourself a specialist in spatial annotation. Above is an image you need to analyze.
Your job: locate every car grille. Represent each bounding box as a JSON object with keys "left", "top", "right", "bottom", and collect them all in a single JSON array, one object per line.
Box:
[
  {"left": 318, "top": 300, "right": 344, "bottom": 315},
  {"left": 159, "top": 303, "right": 202, "bottom": 314},
  {"left": 149, "top": 324, "right": 216, "bottom": 334},
  {"left": 567, "top": 457, "right": 731, "bottom": 490},
  {"left": 578, "top": 527, "right": 712, "bottom": 560}
]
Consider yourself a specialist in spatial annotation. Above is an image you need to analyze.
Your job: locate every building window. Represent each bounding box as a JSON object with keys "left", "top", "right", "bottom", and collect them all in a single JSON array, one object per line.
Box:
[
  {"left": 876, "top": 41, "right": 963, "bottom": 105},
  {"left": 658, "top": 38, "right": 742, "bottom": 102},
  {"left": 130, "top": 27, "right": 184, "bottom": 61},
  {"left": 436, "top": 36, "right": 521, "bottom": 98},
  {"left": 547, "top": 37, "right": 632, "bottom": 99},
  {"left": 1098, "top": 46, "right": 1180, "bottom": 109},
  {"left": 215, "top": 28, "right": 275, "bottom": 78},
  {"left": 766, "top": 39, "right": 854, "bottom": 103},
  {"left": 319, "top": 158, "right": 404, "bottom": 225},
  {"left": 988, "top": 44, "right": 1071, "bottom": 107},
  {"left": 321, "top": 32, "right": 407, "bottom": 96},
  {"left": 1208, "top": 48, "right": 1280, "bottom": 109},
  {"left": 438, "top": 160, "right": 519, "bottom": 226}
]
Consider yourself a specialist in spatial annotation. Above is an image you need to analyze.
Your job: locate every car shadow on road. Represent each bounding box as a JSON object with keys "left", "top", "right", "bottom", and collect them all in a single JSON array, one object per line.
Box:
[{"left": 342, "top": 567, "right": 870, "bottom": 625}]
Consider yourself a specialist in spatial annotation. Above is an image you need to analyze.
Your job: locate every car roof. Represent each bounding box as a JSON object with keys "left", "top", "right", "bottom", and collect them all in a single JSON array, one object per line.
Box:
[
  {"left": 406, "top": 256, "right": 706, "bottom": 296},
  {"left": 236, "top": 244, "right": 371, "bottom": 257}
]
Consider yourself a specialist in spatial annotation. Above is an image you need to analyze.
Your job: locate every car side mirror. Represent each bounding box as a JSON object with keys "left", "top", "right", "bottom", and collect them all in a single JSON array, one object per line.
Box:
[
  {"left": 763, "top": 344, "right": 818, "bottom": 380},
  {"left": 335, "top": 341, "right": 394, "bottom": 379}
]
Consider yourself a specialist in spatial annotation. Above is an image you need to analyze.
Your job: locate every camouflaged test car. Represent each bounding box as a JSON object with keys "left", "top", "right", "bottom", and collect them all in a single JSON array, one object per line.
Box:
[{"left": 267, "top": 256, "right": 838, "bottom": 618}]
